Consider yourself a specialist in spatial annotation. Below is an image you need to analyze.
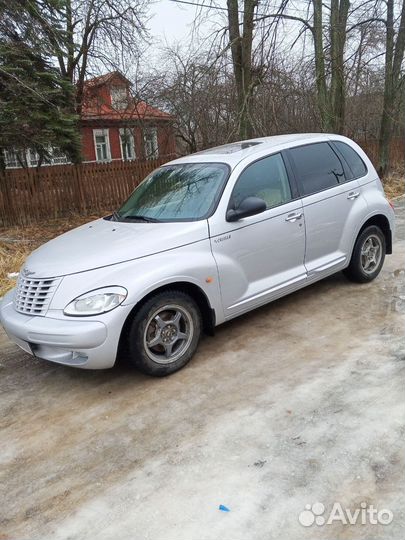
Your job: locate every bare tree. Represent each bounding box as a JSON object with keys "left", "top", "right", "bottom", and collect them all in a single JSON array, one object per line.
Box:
[
  {"left": 152, "top": 0, "right": 404, "bottom": 173},
  {"left": 378, "top": 0, "right": 405, "bottom": 175},
  {"left": 258, "top": 0, "right": 382, "bottom": 133},
  {"left": 296, "top": 0, "right": 350, "bottom": 132},
  {"left": 226, "top": 0, "right": 258, "bottom": 139},
  {"left": 150, "top": 46, "right": 236, "bottom": 153},
  {"left": 38, "top": 0, "right": 149, "bottom": 114}
]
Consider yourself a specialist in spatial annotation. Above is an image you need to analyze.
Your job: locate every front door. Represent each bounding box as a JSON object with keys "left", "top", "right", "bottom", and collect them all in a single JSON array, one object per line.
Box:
[{"left": 209, "top": 152, "right": 306, "bottom": 319}]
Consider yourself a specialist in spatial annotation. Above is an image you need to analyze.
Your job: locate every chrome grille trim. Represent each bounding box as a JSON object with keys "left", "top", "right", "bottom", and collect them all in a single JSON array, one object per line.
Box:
[{"left": 14, "top": 275, "right": 61, "bottom": 316}]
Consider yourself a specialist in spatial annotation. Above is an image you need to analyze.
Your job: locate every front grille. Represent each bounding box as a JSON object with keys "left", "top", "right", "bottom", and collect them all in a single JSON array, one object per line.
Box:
[{"left": 14, "top": 275, "right": 61, "bottom": 316}]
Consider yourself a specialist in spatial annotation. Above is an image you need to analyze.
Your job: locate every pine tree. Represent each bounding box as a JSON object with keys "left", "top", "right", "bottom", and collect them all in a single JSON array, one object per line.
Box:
[{"left": 0, "top": 0, "right": 81, "bottom": 167}]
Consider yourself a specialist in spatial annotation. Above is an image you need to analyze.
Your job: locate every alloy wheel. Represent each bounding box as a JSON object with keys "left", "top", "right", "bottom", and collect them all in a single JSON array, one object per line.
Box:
[
  {"left": 360, "top": 234, "right": 383, "bottom": 274},
  {"left": 143, "top": 304, "right": 194, "bottom": 364}
]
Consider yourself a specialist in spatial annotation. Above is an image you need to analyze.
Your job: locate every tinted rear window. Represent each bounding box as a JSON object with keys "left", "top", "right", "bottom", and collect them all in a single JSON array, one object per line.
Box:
[
  {"left": 333, "top": 141, "right": 367, "bottom": 179},
  {"left": 289, "top": 142, "right": 345, "bottom": 196}
]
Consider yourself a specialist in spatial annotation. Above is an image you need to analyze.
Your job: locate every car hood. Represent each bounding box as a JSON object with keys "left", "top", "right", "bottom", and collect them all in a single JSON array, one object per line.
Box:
[{"left": 23, "top": 218, "right": 209, "bottom": 278}]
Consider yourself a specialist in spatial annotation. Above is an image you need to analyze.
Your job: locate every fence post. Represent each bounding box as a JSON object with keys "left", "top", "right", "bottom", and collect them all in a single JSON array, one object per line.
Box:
[
  {"left": 0, "top": 169, "right": 13, "bottom": 226},
  {"left": 73, "top": 164, "right": 86, "bottom": 213}
]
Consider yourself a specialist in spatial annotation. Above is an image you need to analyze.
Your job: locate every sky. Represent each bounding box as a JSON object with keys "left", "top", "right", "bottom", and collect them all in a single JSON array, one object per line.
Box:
[
  {"left": 143, "top": 0, "right": 307, "bottom": 70},
  {"left": 146, "top": 0, "right": 226, "bottom": 61},
  {"left": 148, "top": 0, "right": 198, "bottom": 42}
]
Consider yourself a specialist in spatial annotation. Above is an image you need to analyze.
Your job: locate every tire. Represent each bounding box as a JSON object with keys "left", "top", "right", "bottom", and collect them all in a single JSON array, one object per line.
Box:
[
  {"left": 127, "top": 290, "right": 202, "bottom": 376},
  {"left": 344, "top": 225, "right": 386, "bottom": 283}
]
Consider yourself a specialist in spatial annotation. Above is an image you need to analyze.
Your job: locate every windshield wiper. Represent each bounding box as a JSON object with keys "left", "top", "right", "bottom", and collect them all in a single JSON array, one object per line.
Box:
[{"left": 120, "top": 214, "right": 161, "bottom": 223}]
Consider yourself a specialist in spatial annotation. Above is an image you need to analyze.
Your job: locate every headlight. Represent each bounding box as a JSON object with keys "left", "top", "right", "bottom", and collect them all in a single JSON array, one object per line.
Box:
[{"left": 64, "top": 286, "right": 127, "bottom": 316}]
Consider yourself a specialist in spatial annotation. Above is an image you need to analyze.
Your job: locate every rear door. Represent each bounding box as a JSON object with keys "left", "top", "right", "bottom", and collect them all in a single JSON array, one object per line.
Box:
[{"left": 286, "top": 142, "right": 367, "bottom": 277}]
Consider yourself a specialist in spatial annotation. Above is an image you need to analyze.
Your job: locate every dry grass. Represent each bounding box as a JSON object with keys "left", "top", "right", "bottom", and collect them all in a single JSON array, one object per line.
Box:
[
  {"left": 383, "top": 170, "right": 405, "bottom": 199},
  {"left": 0, "top": 214, "right": 100, "bottom": 297}
]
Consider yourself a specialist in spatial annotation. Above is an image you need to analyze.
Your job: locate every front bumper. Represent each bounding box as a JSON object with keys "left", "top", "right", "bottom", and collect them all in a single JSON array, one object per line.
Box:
[{"left": 0, "top": 290, "right": 121, "bottom": 369}]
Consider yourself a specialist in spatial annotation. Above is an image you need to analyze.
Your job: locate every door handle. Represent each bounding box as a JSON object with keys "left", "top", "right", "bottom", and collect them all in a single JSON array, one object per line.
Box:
[
  {"left": 285, "top": 212, "right": 303, "bottom": 223},
  {"left": 347, "top": 191, "right": 360, "bottom": 200}
]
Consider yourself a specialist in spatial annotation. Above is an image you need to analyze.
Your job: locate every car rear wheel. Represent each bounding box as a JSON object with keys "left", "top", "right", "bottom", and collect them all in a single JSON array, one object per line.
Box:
[
  {"left": 344, "top": 225, "right": 386, "bottom": 283},
  {"left": 127, "top": 290, "right": 202, "bottom": 376}
]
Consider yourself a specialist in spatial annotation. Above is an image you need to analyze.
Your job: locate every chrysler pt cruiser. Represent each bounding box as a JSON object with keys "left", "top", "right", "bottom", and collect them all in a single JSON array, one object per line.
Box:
[{"left": 0, "top": 134, "right": 395, "bottom": 376}]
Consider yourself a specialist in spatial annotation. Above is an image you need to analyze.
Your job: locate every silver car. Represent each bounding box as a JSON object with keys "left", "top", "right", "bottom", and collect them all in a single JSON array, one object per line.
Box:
[{"left": 0, "top": 134, "right": 395, "bottom": 376}]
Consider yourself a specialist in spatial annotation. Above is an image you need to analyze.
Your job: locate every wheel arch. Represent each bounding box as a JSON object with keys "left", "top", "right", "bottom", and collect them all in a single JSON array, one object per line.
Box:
[
  {"left": 117, "top": 281, "right": 216, "bottom": 361},
  {"left": 357, "top": 214, "right": 392, "bottom": 254}
]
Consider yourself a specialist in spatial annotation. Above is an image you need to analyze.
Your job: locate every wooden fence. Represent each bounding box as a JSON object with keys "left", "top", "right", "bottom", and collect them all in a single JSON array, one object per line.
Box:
[
  {"left": 1, "top": 139, "right": 403, "bottom": 227},
  {"left": 0, "top": 156, "right": 173, "bottom": 227}
]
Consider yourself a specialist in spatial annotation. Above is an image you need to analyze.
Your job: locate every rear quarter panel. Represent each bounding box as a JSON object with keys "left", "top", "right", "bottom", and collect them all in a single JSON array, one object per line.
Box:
[
  {"left": 326, "top": 136, "right": 395, "bottom": 256},
  {"left": 340, "top": 178, "right": 395, "bottom": 261}
]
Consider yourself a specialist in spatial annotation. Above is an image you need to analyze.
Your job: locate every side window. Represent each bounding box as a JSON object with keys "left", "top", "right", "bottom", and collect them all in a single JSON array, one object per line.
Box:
[
  {"left": 333, "top": 141, "right": 367, "bottom": 179},
  {"left": 289, "top": 142, "right": 345, "bottom": 196},
  {"left": 230, "top": 153, "right": 292, "bottom": 210}
]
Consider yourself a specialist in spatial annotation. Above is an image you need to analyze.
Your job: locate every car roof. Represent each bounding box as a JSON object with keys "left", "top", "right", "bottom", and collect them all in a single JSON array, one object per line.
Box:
[{"left": 166, "top": 133, "right": 347, "bottom": 168}]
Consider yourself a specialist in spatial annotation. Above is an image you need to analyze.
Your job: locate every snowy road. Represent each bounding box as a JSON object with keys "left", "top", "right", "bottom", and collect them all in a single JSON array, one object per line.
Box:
[{"left": 1, "top": 198, "right": 404, "bottom": 540}]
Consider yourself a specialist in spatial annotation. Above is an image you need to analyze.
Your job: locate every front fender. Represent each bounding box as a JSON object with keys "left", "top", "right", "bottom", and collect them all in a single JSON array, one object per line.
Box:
[{"left": 50, "top": 239, "right": 225, "bottom": 324}]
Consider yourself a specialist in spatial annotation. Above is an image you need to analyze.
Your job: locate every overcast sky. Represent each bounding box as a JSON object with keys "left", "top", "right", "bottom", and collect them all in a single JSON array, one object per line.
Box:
[
  {"left": 144, "top": 0, "right": 304, "bottom": 69},
  {"left": 112, "top": 0, "right": 385, "bottom": 77},
  {"left": 146, "top": 0, "right": 225, "bottom": 58},
  {"left": 149, "top": 0, "right": 197, "bottom": 42}
]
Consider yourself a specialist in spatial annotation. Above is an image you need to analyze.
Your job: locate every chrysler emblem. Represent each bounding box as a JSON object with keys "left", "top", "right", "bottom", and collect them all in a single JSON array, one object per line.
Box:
[{"left": 22, "top": 267, "right": 35, "bottom": 277}]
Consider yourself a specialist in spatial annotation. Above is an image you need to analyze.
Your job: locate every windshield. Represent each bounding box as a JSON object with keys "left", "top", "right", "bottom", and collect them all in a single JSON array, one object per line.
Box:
[{"left": 115, "top": 163, "right": 229, "bottom": 222}]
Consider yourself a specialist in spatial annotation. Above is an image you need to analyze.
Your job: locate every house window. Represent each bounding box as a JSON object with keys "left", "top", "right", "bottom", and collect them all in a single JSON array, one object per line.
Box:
[
  {"left": 51, "top": 147, "right": 68, "bottom": 164},
  {"left": 93, "top": 129, "right": 111, "bottom": 162},
  {"left": 38, "top": 147, "right": 69, "bottom": 166},
  {"left": 120, "top": 128, "right": 136, "bottom": 160},
  {"left": 28, "top": 149, "right": 39, "bottom": 167},
  {"left": 3, "top": 149, "right": 26, "bottom": 168},
  {"left": 3, "top": 147, "right": 69, "bottom": 168},
  {"left": 110, "top": 86, "right": 127, "bottom": 109},
  {"left": 144, "top": 128, "right": 159, "bottom": 159}
]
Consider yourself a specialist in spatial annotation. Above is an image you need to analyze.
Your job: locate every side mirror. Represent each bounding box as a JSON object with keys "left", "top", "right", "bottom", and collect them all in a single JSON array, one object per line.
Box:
[{"left": 226, "top": 196, "right": 267, "bottom": 222}]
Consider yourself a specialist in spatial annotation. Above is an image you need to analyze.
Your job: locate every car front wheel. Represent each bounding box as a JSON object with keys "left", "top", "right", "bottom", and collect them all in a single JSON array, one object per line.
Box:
[
  {"left": 127, "top": 290, "right": 202, "bottom": 376},
  {"left": 344, "top": 225, "right": 386, "bottom": 283}
]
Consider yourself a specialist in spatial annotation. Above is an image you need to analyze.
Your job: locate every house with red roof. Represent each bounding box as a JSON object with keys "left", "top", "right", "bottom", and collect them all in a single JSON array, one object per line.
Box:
[
  {"left": 3, "top": 71, "right": 176, "bottom": 167},
  {"left": 81, "top": 72, "right": 176, "bottom": 163}
]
